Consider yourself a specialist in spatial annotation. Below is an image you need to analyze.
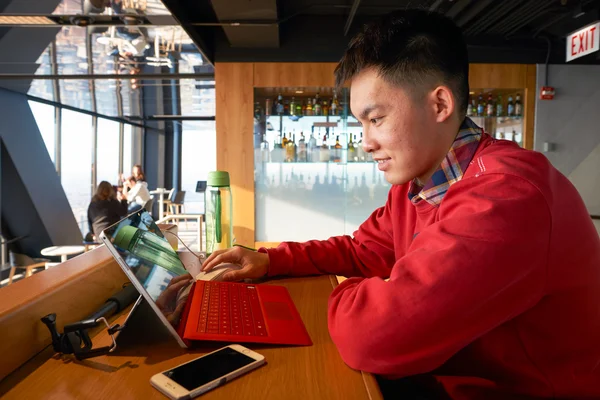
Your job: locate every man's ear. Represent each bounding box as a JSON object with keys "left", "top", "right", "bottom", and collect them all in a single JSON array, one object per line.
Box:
[{"left": 429, "top": 86, "right": 454, "bottom": 123}]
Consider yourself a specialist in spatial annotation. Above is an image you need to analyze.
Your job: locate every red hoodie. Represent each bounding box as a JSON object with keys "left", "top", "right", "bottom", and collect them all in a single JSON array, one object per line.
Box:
[{"left": 263, "top": 133, "right": 600, "bottom": 399}]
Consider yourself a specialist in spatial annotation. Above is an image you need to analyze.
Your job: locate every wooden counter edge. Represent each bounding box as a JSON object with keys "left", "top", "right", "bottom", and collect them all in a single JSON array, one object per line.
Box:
[
  {"left": 0, "top": 246, "right": 128, "bottom": 380},
  {"left": 329, "top": 275, "right": 383, "bottom": 400}
]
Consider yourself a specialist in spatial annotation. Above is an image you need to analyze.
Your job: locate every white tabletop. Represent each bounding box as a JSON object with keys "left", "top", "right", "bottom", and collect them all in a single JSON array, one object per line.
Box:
[{"left": 41, "top": 246, "right": 86, "bottom": 257}]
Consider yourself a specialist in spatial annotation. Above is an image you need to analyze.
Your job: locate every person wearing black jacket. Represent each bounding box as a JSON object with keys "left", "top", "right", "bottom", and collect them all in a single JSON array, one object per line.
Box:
[{"left": 87, "top": 181, "right": 128, "bottom": 240}]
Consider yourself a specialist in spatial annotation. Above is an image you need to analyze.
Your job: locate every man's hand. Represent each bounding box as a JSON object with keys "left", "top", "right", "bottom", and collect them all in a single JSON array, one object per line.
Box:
[{"left": 201, "top": 247, "right": 270, "bottom": 282}]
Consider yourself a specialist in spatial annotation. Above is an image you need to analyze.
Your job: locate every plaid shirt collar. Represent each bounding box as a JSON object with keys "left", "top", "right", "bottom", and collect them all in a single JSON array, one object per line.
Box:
[{"left": 408, "top": 117, "right": 483, "bottom": 207}]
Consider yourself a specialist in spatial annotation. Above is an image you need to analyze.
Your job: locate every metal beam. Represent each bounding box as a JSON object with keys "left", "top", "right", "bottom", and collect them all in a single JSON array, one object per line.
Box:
[
  {"left": 86, "top": 27, "right": 98, "bottom": 191},
  {"left": 50, "top": 39, "right": 61, "bottom": 177},
  {"left": 456, "top": 0, "right": 494, "bottom": 27},
  {"left": 26, "top": 94, "right": 151, "bottom": 129},
  {"left": 445, "top": 0, "right": 473, "bottom": 19},
  {"left": 344, "top": 0, "right": 362, "bottom": 36},
  {"left": 0, "top": 73, "right": 214, "bottom": 80},
  {"left": 430, "top": 0, "right": 444, "bottom": 11},
  {"left": 126, "top": 115, "right": 215, "bottom": 121}
]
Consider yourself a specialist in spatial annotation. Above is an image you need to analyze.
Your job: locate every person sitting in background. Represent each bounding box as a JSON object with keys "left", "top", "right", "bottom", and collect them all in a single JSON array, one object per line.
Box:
[
  {"left": 87, "top": 181, "right": 127, "bottom": 240},
  {"left": 123, "top": 175, "right": 151, "bottom": 213},
  {"left": 132, "top": 164, "right": 145, "bottom": 182},
  {"left": 120, "top": 164, "right": 146, "bottom": 187}
]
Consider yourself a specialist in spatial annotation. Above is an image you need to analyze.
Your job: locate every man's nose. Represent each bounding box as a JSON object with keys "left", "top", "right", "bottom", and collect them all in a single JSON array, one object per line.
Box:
[{"left": 361, "top": 129, "right": 379, "bottom": 153}]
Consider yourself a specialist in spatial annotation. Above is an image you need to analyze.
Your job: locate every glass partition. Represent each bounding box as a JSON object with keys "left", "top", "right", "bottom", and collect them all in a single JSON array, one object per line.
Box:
[{"left": 253, "top": 87, "right": 389, "bottom": 242}]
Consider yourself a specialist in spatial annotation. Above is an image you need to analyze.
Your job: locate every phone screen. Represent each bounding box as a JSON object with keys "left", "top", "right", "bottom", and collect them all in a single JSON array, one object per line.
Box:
[{"left": 164, "top": 348, "right": 256, "bottom": 391}]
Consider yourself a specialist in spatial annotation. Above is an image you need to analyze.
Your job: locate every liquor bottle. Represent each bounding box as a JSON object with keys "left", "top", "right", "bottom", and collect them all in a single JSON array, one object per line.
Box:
[
  {"left": 282, "top": 131, "right": 289, "bottom": 148},
  {"left": 320, "top": 134, "right": 330, "bottom": 162},
  {"left": 305, "top": 99, "right": 313, "bottom": 116},
  {"left": 328, "top": 128, "right": 335, "bottom": 162},
  {"left": 357, "top": 132, "right": 365, "bottom": 161},
  {"left": 512, "top": 129, "right": 520, "bottom": 146},
  {"left": 271, "top": 133, "right": 283, "bottom": 162},
  {"left": 507, "top": 96, "right": 514, "bottom": 117},
  {"left": 276, "top": 94, "right": 284, "bottom": 115},
  {"left": 297, "top": 132, "right": 307, "bottom": 162},
  {"left": 322, "top": 100, "right": 329, "bottom": 116},
  {"left": 260, "top": 133, "right": 270, "bottom": 163},
  {"left": 289, "top": 97, "right": 297, "bottom": 116},
  {"left": 265, "top": 98, "right": 272, "bottom": 116},
  {"left": 308, "top": 129, "right": 317, "bottom": 162},
  {"left": 296, "top": 101, "right": 302, "bottom": 117},
  {"left": 331, "top": 93, "right": 339, "bottom": 116},
  {"left": 313, "top": 97, "right": 322, "bottom": 116},
  {"left": 486, "top": 94, "right": 494, "bottom": 117},
  {"left": 496, "top": 95, "right": 503, "bottom": 117},
  {"left": 515, "top": 94, "right": 522, "bottom": 117},
  {"left": 466, "top": 95, "right": 473, "bottom": 117},
  {"left": 348, "top": 134, "right": 357, "bottom": 162},
  {"left": 254, "top": 102, "right": 262, "bottom": 119},
  {"left": 477, "top": 94, "right": 485, "bottom": 116},
  {"left": 286, "top": 133, "right": 296, "bottom": 162},
  {"left": 333, "top": 135, "right": 342, "bottom": 162},
  {"left": 283, "top": 98, "right": 290, "bottom": 116}
]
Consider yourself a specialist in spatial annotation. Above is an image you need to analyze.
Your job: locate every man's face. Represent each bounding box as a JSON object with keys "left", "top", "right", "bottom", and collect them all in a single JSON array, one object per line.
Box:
[{"left": 350, "top": 68, "right": 451, "bottom": 185}]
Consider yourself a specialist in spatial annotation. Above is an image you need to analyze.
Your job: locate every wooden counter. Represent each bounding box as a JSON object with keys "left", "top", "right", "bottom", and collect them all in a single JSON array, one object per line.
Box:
[{"left": 0, "top": 261, "right": 382, "bottom": 399}]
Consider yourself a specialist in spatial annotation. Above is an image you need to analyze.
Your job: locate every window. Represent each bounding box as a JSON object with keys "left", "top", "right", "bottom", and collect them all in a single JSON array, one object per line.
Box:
[
  {"left": 96, "top": 119, "right": 120, "bottom": 185},
  {"left": 28, "top": 101, "right": 56, "bottom": 164},
  {"left": 123, "top": 124, "right": 133, "bottom": 177},
  {"left": 181, "top": 121, "right": 216, "bottom": 213},
  {"left": 61, "top": 109, "right": 93, "bottom": 235},
  {"left": 28, "top": 45, "right": 54, "bottom": 101}
]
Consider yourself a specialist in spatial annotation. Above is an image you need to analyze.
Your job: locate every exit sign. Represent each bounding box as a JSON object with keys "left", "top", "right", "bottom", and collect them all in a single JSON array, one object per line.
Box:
[{"left": 567, "top": 22, "right": 600, "bottom": 62}]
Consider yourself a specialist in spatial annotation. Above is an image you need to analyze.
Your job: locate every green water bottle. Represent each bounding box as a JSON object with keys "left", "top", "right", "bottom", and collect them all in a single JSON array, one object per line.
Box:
[
  {"left": 205, "top": 171, "right": 233, "bottom": 253},
  {"left": 113, "top": 225, "right": 187, "bottom": 276}
]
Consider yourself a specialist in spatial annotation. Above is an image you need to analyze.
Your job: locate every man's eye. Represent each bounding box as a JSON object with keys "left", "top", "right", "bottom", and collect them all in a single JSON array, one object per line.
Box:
[{"left": 370, "top": 118, "right": 380, "bottom": 124}]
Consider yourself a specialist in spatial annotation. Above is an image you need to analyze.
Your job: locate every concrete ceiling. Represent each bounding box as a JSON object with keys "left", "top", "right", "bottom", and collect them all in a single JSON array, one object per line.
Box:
[{"left": 161, "top": 0, "right": 600, "bottom": 64}]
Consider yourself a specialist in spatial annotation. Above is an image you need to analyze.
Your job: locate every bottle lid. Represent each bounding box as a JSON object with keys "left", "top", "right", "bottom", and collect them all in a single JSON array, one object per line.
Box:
[
  {"left": 113, "top": 225, "right": 139, "bottom": 250},
  {"left": 207, "top": 171, "right": 230, "bottom": 187}
]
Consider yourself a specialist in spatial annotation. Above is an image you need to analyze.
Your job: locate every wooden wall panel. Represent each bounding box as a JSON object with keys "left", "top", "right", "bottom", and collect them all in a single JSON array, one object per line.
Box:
[
  {"left": 215, "top": 63, "right": 255, "bottom": 246},
  {"left": 253, "top": 63, "right": 338, "bottom": 88},
  {"left": 523, "top": 64, "right": 537, "bottom": 150},
  {"left": 216, "top": 62, "right": 537, "bottom": 243},
  {"left": 0, "top": 246, "right": 128, "bottom": 380},
  {"left": 469, "top": 64, "right": 528, "bottom": 89}
]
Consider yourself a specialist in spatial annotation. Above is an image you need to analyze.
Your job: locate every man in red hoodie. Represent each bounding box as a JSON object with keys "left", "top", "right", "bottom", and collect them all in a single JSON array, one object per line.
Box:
[{"left": 203, "top": 10, "right": 600, "bottom": 399}]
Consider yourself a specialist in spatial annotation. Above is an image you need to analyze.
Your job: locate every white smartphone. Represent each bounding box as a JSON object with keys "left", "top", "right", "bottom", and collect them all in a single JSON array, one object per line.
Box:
[{"left": 150, "top": 345, "right": 265, "bottom": 399}]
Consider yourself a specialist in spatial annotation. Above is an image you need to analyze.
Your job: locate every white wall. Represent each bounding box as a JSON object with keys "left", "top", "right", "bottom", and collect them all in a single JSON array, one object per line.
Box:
[{"left": 535, "top": 64, "right": 600, "bottom": 235}]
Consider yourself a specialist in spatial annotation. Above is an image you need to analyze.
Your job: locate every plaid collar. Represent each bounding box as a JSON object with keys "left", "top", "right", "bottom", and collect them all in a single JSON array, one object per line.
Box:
[{"left": 408, "top": 117, "right": 483, "bottom": 207}]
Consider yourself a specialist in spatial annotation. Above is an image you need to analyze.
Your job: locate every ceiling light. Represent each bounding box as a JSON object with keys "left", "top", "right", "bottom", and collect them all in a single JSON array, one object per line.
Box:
[
  {"left": 0, "top": 16, "right": 55, "bottom": 25},
  {"left": 295, "top": 90, "right": 304, "bottom": 94}
]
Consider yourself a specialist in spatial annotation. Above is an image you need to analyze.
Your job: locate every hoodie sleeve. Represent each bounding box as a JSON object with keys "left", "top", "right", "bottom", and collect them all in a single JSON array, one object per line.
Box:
[
  {"left": 326, "top": 173, "right": 550, "bottom": 378},
  {"left": 262, "top": 188, "right": 398, "bottom": 279}
]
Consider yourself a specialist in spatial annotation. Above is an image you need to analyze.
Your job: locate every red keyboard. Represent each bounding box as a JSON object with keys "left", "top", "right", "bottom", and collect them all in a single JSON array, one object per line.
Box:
[{"left": 196, "top": 281, "right": 267, "bottom": 336}]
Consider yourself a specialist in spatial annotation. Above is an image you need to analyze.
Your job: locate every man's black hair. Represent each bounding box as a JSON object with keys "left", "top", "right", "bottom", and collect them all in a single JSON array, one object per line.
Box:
[{"left": 335, "top": 9, "right": 469, "bottom": 118}]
